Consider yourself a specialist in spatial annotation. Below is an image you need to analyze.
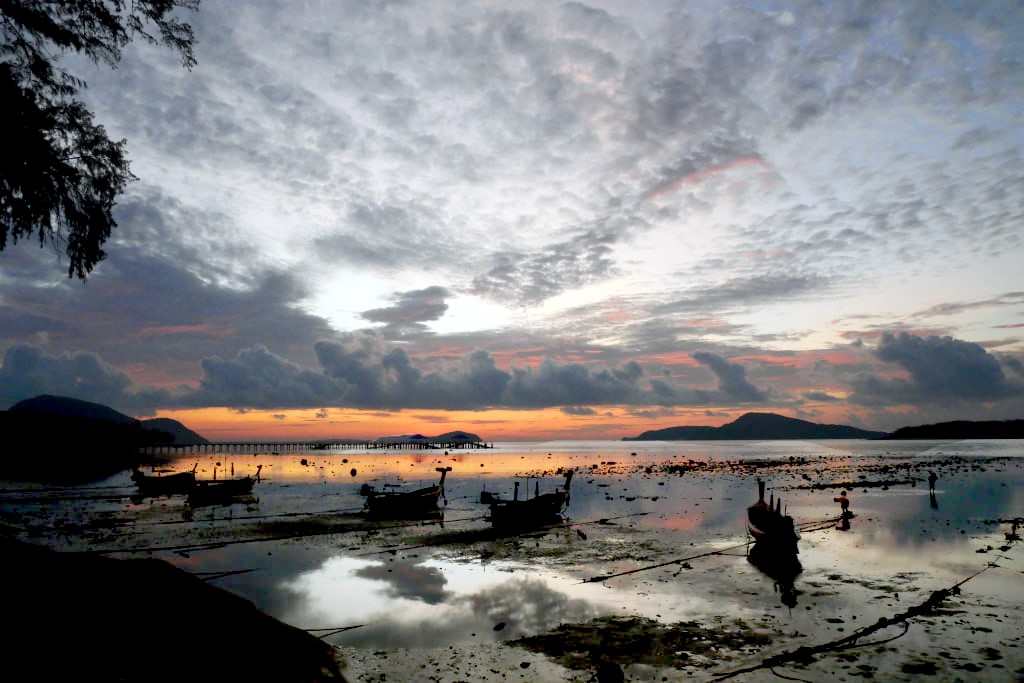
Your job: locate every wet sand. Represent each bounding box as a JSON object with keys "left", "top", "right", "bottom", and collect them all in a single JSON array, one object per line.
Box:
[{"left": 2, "top": 440, "right": 1022, "bottom": 681}]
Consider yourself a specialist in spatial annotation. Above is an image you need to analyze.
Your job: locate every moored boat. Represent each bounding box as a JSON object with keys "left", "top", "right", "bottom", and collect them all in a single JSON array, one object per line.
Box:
[
  {"left": 747, "top": 478, "right": 802, "bottom": 606},
  {"left": 747, "top": 478, "right": 799, "bottom": 552},
  {"left": 365, "top": 467, "right": 451, "bottom": 519},
  {"left": 132, "top": 465, "right": 197, "bottom": 496},
  {"left": 188, "top": 465, "right": 261, "bottom": 507},
  {"left": 489, "top": 471, "right": 573, "bottom": 528}
]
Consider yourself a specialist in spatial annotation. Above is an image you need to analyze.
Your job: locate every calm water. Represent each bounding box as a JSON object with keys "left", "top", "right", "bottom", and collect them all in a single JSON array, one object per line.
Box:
[{"left": 3, "top": 439, "right": 1022, "bottom": 662}]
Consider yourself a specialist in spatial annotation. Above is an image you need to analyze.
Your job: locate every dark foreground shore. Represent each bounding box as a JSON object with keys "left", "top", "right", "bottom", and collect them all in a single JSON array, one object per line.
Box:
[{"left": 3, "top": 537, "right": 344, "bottom": 682}]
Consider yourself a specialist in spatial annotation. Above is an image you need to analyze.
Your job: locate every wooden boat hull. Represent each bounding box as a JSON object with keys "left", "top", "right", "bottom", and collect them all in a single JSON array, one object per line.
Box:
[
  {"left": 489, "top": 491, "right": 567, "bottom": 528},
  {"left": 365, "top": 485, "right": 441, "bottom": 519},
  {"left": 188, "top": 477, "right": 255, "bottom": 506},
  {"left": 132, "top": 470, "right": 196, "bottom": 496}
]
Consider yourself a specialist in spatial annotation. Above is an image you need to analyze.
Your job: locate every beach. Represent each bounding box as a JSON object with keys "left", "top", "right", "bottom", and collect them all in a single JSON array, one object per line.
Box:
[{"left": 2, "top": 439, "right": 1022, "bottom": 681}]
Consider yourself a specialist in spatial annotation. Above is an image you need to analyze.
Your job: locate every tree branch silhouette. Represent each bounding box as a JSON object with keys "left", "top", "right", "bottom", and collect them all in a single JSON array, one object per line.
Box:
[{"left": 0, "top": 0, "right": 199, "bottom": 278}]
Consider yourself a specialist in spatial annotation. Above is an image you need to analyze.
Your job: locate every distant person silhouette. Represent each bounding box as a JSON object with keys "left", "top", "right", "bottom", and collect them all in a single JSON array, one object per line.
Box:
[{"left": 928, "top": 470, "right": 938, "bottom": 493}]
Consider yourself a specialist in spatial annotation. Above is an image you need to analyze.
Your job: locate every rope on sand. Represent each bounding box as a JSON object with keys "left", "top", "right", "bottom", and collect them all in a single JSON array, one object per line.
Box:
[
  {"left": 579, "top": 515, "right": 843, "bottom": 584},
  {"left": 709, "top": 555, "right": 1010, "bottom": 681}
]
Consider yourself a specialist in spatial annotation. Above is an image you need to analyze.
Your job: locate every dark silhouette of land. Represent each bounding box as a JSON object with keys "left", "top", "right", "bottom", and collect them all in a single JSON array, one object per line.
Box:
[
  {"left": 4, "top": 538, "right": 344, "bottom": 681},
  {"left": 881, "top": 419, "right": 1024, "bottom": 440},
  {"left": 0, "top": 395, "right": 207, "bottom": 481},
  {"left": 624, "top": 412, "right": 886, "bottom": 441},
  {"left": 139, "top": 416, "right": 209, "bottom": 446}
]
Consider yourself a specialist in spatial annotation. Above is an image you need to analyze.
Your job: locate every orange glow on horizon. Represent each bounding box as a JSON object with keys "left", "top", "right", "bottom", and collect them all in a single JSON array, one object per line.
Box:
[{"left": 145, "top": 403, "right": 873, "bottom": 442}]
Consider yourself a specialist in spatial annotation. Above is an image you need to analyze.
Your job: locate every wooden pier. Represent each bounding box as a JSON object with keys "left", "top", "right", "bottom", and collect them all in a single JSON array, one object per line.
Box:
[{"left": 138, "top": 439, "right": 494, "bottom": 456}]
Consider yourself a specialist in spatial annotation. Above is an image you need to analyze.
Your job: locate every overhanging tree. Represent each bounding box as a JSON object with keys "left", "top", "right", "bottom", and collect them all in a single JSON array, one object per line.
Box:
[{"left": 0, "top": 0, "right": 199, "bottom": 278}]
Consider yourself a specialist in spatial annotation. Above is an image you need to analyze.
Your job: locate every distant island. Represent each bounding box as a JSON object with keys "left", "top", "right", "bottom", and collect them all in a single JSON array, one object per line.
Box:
[
  {"left": 624, "top": 412, "right": 887, "bottom": 441},
  {"left": 882, "top": 419, "right": 1024, "bottom": 440},
  {"left": 373, "top": 431, "right": 483, "bottom": 446}
]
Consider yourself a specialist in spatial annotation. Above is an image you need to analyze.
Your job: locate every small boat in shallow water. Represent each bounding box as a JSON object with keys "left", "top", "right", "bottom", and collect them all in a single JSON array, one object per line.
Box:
[
  {"left": 365, "top": 467, "right": 451, "bottom": 519},
  {"left": 132, "top": 465, "right": 196, "bottom": 496},
  {"left": 747, "top": 478, "right": 799, "bottom": 552},
  {"left": 747, "top": 478, "right": 802, "bottom": 606},
  {"left": 489, "top": 471, "right": 573, "bottom": 528},
  {"left": 188, "top": 465, "right": 261, "bottom": 507}
]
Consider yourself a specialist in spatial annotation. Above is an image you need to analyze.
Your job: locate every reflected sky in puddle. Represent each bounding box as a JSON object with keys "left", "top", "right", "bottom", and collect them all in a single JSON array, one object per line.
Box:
[{"left": 279, "top": 556, "right": 605, "bottom": 647}]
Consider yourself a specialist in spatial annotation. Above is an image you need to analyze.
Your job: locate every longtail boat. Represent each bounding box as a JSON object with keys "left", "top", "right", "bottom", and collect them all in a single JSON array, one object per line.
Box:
[
  {"left": 365, "top": 467, "right": 451, "bottom": 519},
  {"left": 747, "top": 478, "right": 799, "bottom": 552},
  {"left": 747, "top": 478, "right": 802, "bottom": 606},
  {"left": 131, "top": 465, "right": 197, "bottom": 496},
  {"left": 188, "top": 465, "right": 261, "bottom": 507},
  {"left": 489, "top": 470, "right": 573, "bottom": 528}
]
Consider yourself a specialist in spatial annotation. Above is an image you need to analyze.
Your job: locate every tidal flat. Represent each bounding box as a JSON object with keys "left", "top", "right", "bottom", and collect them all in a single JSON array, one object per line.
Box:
[{"left": 2, "top": 439, "right": 1022, "bottom": 681}]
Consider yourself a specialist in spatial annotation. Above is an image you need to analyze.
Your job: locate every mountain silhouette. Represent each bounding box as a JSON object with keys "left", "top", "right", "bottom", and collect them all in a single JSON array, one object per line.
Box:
[
  {"left": 1, "top": 395, "right": 209, "bottom": 481},
  {"left": 140, "top": 418, "right": 209, "bottom": 446},
  {"left": 882, "top": 419, "right": 1024, "bottom": 439},
  {"left": 624, "top": 412, "right": 886, "bottom": 440},
  {"left": 10, "top": 394, "right": 137, "bottom": 425}
]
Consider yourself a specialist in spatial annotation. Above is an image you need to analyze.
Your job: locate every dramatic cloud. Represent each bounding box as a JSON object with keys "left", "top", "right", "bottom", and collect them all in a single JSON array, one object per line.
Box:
[
  {"left": 692, "top": 352, "right": 766, "bottom": 402},
  {"left": 360, "top": 286, "right": 451, "bottom": 336},
  {"left": 0, "top": 345, "right": 169, "bottom": 414},
  {"left": 849, "top": 333, "right": 1021, "bottom": 406}
]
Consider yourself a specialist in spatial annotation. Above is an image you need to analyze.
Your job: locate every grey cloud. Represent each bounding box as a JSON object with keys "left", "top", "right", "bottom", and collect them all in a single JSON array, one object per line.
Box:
[
  {"left": 848, "top": 332, "right": 1021, "bottom": 406},
  {"left": 0, "top": 345, "right": 169, "bottom": 414},
  {"left": 560, "top": 405, "right": 597, "bottom": 416},
  {"left": 0, "top": 189, "right": 338, "bottom": 378},
  {"left": 910, "top": 291, "right": 1024, "bottom": 318},
  {"left": 654, "top": 274, "right": 826, "bottom": 315},
  {"left": 191, "top": 345, "right": 348, "bottom": 409},
  {"left": 692, "top": 352, "right": 766, "bottom": 402},
  {"left": 471, "top": 226, "right": 622, "bottom": 305},
  {"left": 803, "top": 391, "right": 841, "bottom": 402},
  {"left": 360, "top": 286, "right": 450, "bottom": 336}
]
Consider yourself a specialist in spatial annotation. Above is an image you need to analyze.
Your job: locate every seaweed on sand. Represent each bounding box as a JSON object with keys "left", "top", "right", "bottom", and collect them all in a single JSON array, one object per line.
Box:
[{"left": 511, "top": 615, "right": 772, "bottom": 671}]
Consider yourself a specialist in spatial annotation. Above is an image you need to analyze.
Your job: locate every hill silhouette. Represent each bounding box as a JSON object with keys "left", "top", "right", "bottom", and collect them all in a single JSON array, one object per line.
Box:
[
  {"left": 882, "top": 419, "right": 1024, "bottom": 440},
  {"left": 11, "top": 394, "right": 137, "bottom": 425},
  {"left": 624, "top": 412, "right": 886, "bottom": 441},
  {"left": 141, "top": 417, "right": 209, "bottom": 446},
  {"left": 1, "top": 395, "right": 208, "bottom": 481}
]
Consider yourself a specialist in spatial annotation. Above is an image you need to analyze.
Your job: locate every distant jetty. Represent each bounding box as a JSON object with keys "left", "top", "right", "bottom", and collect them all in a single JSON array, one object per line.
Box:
[
  {"left": 624, "top": 412, "right": 886, "bottom": 441},
  {"left": 141, "top": 430, "right": 493, "bottom": 455},
  {"left": 881, "top": 419, "right": 1024, "bottom": 440}
]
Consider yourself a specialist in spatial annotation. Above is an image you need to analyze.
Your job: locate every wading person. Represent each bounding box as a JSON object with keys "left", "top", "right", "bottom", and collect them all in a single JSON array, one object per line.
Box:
[
  {"left": 928, "top": 470, "right": 938, "bottom": 493},
  {"left": 834, "top": 490, "right": 851, "bottom": 518}
]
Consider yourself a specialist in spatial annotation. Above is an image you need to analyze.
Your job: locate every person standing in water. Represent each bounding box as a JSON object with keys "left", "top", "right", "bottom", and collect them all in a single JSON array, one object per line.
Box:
[
  {"left": 834, "top": 490, "right": 851, "bottom": 517},
  {"left": 928, "top": 470, "right": 938, "bottom": 493}
]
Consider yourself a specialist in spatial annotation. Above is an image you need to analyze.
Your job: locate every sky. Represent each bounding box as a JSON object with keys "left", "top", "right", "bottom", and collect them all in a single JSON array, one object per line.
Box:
[{"left": 1, "top": 0, "right": 1023, "bottom": 440}]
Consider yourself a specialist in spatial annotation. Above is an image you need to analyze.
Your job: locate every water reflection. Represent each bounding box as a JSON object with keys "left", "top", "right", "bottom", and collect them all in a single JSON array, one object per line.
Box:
[
  {"left": 353, "top": 559, "right": 450, "bottom": 604},
  {"left": 278, "top": 556, "right": 603, "bottom": 647}
]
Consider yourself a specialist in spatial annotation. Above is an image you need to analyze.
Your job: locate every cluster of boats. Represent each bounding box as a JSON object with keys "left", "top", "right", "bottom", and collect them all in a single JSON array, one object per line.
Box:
[
  {"left": 360, "top": 467, "right": 575, "bottom": 528},
  {"left": 131, "top": 461, "right": 575, "bottom": 528},
  {"left": 130, "top": 465, "right": 260, "bottom": 507}
]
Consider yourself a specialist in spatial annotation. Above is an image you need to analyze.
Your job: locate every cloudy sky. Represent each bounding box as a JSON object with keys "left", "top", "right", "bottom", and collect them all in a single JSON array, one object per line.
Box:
[{"left": 2, "top": 0, "right": 1023, "bottom": 439}]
